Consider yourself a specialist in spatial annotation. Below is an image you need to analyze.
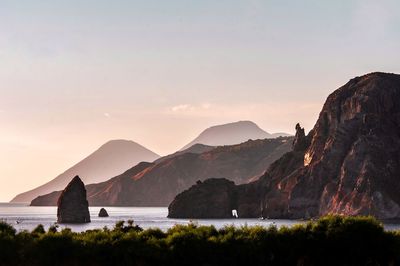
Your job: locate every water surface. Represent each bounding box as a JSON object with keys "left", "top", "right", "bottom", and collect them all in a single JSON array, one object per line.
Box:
[{"left": 1, "top": 203, "right": 399, "bottom": 232}]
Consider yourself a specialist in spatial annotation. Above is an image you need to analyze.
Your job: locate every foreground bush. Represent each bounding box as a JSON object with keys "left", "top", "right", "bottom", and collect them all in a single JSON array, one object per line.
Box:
[{"left": 0, "top": 216, "right": 399, "bottom": 266}]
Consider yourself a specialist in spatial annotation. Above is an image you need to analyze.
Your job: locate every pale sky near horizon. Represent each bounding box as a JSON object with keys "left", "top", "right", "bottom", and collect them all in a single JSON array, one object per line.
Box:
[{"left": 1, "top": 0, "right": 399, "bottom": 201}]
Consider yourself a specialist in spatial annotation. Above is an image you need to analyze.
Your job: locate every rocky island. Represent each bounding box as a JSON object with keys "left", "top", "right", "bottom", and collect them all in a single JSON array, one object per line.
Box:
[{"left": 98, "top": 208, "right": 109, "bottom": 217}]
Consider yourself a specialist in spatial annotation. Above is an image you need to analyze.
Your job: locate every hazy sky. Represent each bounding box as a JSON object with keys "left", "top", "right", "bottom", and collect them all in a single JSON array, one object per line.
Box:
[{"left": 1, "top": 0, "right": 399, "bottom": 201}]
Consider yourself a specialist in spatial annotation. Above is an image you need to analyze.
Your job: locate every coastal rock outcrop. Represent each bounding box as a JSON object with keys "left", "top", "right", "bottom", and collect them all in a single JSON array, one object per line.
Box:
[
  {"left": 57, "top": 176, "right": 91, "bottom": 223},
  {"left": 168, "top": 178, "right": 237, "bottom": 218},
  {"left": 98, "top": 208, "right": 109, "bottom": 217},
  {"left": 169, "top": 72, "right": 400, "bottom": 219}
]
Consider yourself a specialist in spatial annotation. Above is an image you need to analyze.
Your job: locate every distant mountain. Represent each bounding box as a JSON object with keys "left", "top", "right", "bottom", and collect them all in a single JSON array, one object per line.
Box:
[
  {"left": 181, "top": 121, "right": 290, "bottom": 150},
  {"left": 30, "top": 137, "right": 293, "bottom": 206},
  {"left": 11, "top": 140, "right": 160, "bottom": 203}
]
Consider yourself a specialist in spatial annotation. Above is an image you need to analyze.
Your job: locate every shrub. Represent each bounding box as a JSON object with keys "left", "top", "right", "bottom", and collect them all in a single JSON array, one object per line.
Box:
[
  {"left": 0, "top": 216, "right": 398, "bottom": 265},
  {"left": 32, "top": 224, "right": 45, "bottom": 235}
]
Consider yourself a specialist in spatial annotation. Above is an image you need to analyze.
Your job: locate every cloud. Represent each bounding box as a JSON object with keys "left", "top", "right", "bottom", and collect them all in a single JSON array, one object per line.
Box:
[
  {"left": 165, "top": 101, "right": 321, "bottom": 133},
  {"left": 169, "top": 102, "right": 320, "bottom": 117},
  {"left": 201, "top": 103, "right": 211, "bottom": 109},
  {"left": 170, "top": 103, "right": 212, "bottom": 113},
  {"left": 104, "top": 112, "right": 111, "bottom": 118},
  {"left": 171, "top": 104, "right": 190, "bottom": 112}
]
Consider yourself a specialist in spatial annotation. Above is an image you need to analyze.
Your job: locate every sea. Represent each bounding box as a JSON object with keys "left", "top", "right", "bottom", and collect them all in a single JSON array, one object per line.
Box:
[{"left": 1, "top": 203, "right": 400, "bottom": 232}]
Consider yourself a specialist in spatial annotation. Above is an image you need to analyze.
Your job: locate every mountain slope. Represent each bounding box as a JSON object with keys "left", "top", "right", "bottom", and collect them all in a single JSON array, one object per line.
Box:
[
  {"left": 31, "top": 137, "right": 293, "bottom": 206},
  {"left": 181, "top": 121, "right": 290, "bottom": 150},
  {"left": 169, "top": 72, "right": 400, "bottom": 219},
  {"left": 12, "top": 140, "right": 160, "bottom": 203},
  {"left": 154, "top": 143, "right": 215, "bottom": 164}
]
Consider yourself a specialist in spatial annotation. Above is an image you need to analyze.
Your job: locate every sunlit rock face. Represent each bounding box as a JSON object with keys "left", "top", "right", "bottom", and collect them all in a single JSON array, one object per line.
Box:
[
  {"left": 303, "top": 152, "right": 312, "bottom": 166},
  {"left": 57, "top": 176, "right": 91, "bottom": 223},
  {"left": 169, "top": 72, "right": 400, "bottom": 219},
  {"left": 296, "top": 72, "right": 400, "bottom": 219}
]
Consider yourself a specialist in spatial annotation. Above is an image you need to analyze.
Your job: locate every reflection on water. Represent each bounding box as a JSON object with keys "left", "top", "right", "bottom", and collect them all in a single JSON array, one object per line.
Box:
[{"left": 1, "top": 203, "right": 400, "bottom": 232}]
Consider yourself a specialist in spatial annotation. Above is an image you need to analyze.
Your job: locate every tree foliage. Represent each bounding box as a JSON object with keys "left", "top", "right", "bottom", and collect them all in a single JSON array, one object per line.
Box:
[{"left": 0, "top": 215, "right": 399, "bottom": 265}]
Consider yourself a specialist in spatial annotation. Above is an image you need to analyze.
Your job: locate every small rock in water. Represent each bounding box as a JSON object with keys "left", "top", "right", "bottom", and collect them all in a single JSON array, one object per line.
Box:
[
  {"left": 57, "top": 176, "right": 91, "bottom": 223},
  {"left": 98, "top": 208, "right": 109, "bottom": 217}
]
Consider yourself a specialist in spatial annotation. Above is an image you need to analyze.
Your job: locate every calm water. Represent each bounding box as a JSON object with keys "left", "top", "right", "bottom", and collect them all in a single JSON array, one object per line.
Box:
[
  {"left": 1, "top": 203, "right": 400, "bottom": 232},
  {"left": 0, "top": 203, "right": 301, "bottom": 232}
]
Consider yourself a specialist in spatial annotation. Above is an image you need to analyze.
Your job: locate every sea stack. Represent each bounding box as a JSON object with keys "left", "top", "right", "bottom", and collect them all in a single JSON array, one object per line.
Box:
[
  {"left": 98, "top": 208, "right": 109, "bottom": 217},
  {"left": 57, "top": 176, "right": 91, "bottom": 223}
]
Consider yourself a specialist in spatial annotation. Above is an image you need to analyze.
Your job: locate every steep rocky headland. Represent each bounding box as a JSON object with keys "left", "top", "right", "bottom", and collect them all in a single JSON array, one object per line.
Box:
[
  {"left": 31, "top": 137, "right": 292, "bottom": 207},
  {"left": 169, "top": 72, "right": 400, "bottom": 219}
]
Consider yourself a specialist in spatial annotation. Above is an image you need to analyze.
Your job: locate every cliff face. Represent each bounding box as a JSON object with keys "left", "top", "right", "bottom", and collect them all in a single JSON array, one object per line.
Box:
[
  {"left": 169, "top": 72, "right": 400, "bottom": 219},
  {"left": 57, "top": 176, "right": 90, "bottom": 223},
  {"left": 297, "top": 72, "right": 400, "bottom": 219},
  {"left": 31, "top": 137, "right": 293, "bottom": 207}
]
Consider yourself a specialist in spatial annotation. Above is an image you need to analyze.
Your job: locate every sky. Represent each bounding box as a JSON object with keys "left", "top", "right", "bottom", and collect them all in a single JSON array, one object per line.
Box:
[{"left": 0, "top": 0, "right": 399, "bottom": 201}]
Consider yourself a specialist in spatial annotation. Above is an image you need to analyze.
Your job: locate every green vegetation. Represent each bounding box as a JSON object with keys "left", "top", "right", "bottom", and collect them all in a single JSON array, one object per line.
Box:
[{"left": 0, "top": 216, "right": 399, "bottom": 265}]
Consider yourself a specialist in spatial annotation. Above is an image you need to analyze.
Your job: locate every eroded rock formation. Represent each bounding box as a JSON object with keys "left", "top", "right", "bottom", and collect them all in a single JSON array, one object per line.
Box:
[{"left": 57, "top": 176, "right": 91, "bottom": 223}]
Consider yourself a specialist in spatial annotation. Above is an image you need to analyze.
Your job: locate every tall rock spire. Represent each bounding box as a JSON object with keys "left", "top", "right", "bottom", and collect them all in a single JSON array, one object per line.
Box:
[{"left": 57, "top": 176, "right": 90, "bottom": 223}]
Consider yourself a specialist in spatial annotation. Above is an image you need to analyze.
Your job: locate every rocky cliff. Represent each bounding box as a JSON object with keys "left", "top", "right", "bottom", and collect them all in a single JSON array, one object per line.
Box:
[
  {"left": 169, "top": 72, "right": 400, "bottom": 219},
  {"left": 31, "top": 137, "right": 292, "bottom": 206},
  {"left": 57, "top": 176, "right": 91, "bottom": 223},
  {"left": 168, "top": 179, "right": 237, "bottom": 218}
]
